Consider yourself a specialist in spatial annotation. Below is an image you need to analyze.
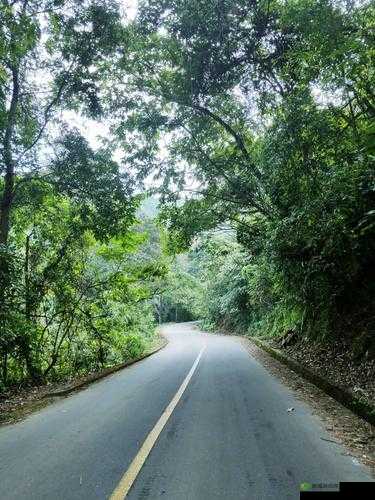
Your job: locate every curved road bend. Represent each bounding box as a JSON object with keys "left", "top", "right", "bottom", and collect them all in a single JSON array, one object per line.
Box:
[{"left": 0, "top": 322, "right": 373, "bottom": 499}]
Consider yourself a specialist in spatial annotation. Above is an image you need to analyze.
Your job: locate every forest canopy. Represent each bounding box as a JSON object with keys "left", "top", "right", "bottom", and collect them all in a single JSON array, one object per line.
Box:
[{"left": 117, "top": 0, "right": 374, "bottom": 342}]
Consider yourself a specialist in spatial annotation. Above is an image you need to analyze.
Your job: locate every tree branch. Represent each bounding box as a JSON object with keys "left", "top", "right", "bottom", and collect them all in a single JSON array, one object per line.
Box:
[{"left": 190, "top": 104, "right": 264, "bottom": 183}]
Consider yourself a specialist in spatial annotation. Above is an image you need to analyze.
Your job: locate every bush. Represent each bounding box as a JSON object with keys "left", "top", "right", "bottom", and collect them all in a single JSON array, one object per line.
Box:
[{"left": 122, "top": 335, "right": 145, "bottom": 360}]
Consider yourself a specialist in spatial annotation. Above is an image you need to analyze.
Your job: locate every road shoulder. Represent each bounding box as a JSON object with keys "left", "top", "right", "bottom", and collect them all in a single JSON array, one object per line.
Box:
[
  {"left": 0, "top": 332, "right": 168, "bottom": 427},
  {"left": 237, "top": 334, "right": 375, "bottom": 474}
]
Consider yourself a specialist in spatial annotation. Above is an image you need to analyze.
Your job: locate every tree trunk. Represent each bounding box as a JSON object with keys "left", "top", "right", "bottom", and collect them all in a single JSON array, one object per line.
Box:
[
  {"left": 24, "top": 232, "right": 31, "bottom": 318},
  {"left": 2, "top": 352, "right": 8, "bottom": 386},
  {"left": 98, "top": 337, "right": 105, "bottom": 367},
  {"left": 19, "top": 336, "right": 43, "bottom": 383},
  {"left": 0, "top": 172, "right": 15, "bottom": 245},
  {"left": 0, "top": 66, "right": 19, "bottom": 245}
]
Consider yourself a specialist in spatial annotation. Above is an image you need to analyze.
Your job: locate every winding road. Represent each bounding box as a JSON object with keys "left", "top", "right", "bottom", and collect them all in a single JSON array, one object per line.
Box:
[{"left": 0, "top": 322, "right": 372, "bottom": 499}]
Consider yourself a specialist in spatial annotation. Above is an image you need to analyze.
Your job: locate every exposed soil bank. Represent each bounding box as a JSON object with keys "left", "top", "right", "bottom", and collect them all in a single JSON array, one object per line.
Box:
[
  {"left": 280, "top": 337, "right": 375, "bottom": 404},
  {"left": 251, "top": 337, "right": 375, "bottom": 426}
]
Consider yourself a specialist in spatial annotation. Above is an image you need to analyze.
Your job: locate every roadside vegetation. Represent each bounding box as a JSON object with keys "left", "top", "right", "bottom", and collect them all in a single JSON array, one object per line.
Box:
[
  {"left": 1, "top": 0, "right": 374, "bottom": 394},
  {"left": 128, "top": 0, "right": 374, "bottom": 349},
  {"left": 0, "top": 1, "right": 194, "bottom": 391}
]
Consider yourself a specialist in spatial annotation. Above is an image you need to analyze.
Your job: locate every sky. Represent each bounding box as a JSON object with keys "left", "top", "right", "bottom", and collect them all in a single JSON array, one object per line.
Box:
[{"left": 121, "top": 0, "right": 138, "bottom": 21}]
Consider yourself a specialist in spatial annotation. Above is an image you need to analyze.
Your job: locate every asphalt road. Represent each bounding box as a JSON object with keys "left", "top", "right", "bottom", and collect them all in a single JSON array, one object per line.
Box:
[{"left": 0, "top": 323, "right": 372, "bottom": 499}]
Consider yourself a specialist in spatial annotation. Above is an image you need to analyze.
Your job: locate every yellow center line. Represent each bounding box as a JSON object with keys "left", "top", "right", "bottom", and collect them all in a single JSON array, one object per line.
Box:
[{"left": 109, "top": 345, "right": 206, "bottom": 500}]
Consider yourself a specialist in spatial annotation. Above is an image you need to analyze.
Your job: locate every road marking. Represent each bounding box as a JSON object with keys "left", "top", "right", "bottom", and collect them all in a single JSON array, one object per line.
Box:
[{"left": 109, "top": 345, "right": 206, "bottom": 500}]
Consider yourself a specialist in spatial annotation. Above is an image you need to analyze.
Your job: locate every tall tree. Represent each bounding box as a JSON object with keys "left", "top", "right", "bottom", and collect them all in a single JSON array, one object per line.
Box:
[
  {"left": 0, "top": 0, "right": 147, "bottom": 383},
  {"left": 0, "top": 0, "right": 124, "bottom": 244},
  {"left": 112, "top": 0, "right": 375, "bottom": 338}
]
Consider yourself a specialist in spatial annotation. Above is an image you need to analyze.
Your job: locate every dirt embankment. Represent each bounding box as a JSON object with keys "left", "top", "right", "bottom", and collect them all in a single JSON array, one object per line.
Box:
[{"left": 274, "top": 336, "right": 375, "bottom": 405}]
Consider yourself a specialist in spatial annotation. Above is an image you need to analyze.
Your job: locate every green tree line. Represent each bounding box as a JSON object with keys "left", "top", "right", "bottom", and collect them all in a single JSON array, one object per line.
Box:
[
  {"left": 117, "top": 0, "right": 374, "bottom": 342},
  {"left": 0, "top": 0, "right": 170, "bottom": 389}
]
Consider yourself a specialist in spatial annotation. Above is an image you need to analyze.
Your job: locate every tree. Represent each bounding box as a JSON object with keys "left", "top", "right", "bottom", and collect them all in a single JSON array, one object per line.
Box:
[
  {"left": 112, "top": 0, "right": 375, "bottom": 340},
  {"left": 0, "top": 0, "right": 158, "bottom": 385},
  {"left": 0, "top": 0, "right": 125, "bottom": 244}
]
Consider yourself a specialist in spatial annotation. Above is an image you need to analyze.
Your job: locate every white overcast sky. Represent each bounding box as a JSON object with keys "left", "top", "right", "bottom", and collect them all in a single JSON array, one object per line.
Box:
[{"left": 121, "top": 0, "right": 138, "bottom": 21}]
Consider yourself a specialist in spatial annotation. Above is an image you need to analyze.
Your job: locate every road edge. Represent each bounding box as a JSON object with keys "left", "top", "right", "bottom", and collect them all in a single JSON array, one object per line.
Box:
[
  {"left": 44, "top": 333, "right": 169, "bottom": 398},
  {"left": 0, "top": 332, "right": 168, "bottom": 427},
  {"left": 246, "top": 336, "right": 375, "bottom": 426}
]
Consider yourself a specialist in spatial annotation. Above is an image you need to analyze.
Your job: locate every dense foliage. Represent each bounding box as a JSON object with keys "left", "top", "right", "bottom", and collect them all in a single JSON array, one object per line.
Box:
[
  {"left": 0, "top": 1, "right": 165, "bottom": 389},
  {"left": 184, "top": 235, "right": 250, "bottom": 332},
  {"left": 153, "top": 255, "right": 204, "bottom": 323},
  {"left": 114, "top": 0, "right": 375, "bottom": 343}
]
